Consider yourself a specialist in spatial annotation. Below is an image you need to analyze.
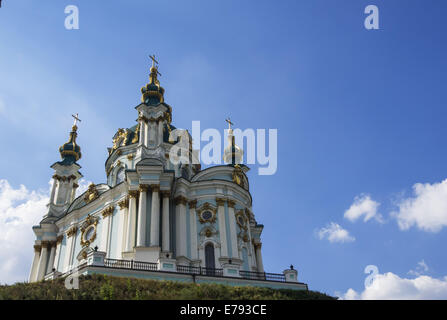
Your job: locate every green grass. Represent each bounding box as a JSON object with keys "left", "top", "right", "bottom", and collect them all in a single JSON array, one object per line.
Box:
[{"left": 0, "top": 274, "right": 335, "bottom": 300}]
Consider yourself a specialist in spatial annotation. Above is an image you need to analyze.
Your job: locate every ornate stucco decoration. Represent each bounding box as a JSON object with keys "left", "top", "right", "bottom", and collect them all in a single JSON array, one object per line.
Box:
[
  {"left": 232, "top": 165, "right": 246, "bottom": 189},
  {"left": 197, "top": 202, "right": 217, "bottom": 224},
  {"left": 52, "top": 174, "right": 77, "bottom": 182},
  {"left": 102, "top": 205, "right": 115, "bottom": 218},
  {"left": 118, "top": 197, "right": 129, "bottom": 209},
  {"left": 80, "top": 214, "right": 99, "bottom": 247},
  {"left": 131, "top": 124, "right": 139, "bottom": 144},
  {"left": 128, "top": 190, "right": 139, "bottom": 199},
  {"left": 215, "top": 197, "right": 226, "bottom": 207},
  {"left": 174, "top": 195, "right": 188, "bottom": 206},
  {"left": 112, "top": 128, "right": 130, "bottom": 151},
  {"left": 235, "top": 209, "right": 248, "bottom": 231},
  {"left": 84, "top": 184, "right": 99, "bottom": 203},
  {"left": 66, "top": 226, "right": 78, "bottom": 238},
  {"left": 199, "top": 225, "right": 219, "bottom": 240}
]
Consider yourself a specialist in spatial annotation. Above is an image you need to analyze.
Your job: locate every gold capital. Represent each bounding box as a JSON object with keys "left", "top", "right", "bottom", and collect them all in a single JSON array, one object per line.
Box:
[
  {"left": 174, "top": 196, "right": 188, "bottom": 205},
  {"left": 216, "top": 197, "right": 226, "bottom": 206},
  {"left": 128, "top": 190, "right": 139, "bottom": 199},
  {"left": 227, "top": 199, "right": 236, "bottom": 208},
  {"left": 139, "top": 184, "right": 149, "bottom": 193},
  {"left": 188, "top": 199, "right": 197, "bottom": 208}
]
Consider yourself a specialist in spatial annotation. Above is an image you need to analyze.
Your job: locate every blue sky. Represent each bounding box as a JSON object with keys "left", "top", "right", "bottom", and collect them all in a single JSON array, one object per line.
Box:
[{"left": 1, "top": 0, "right": 447, "bottom": 298}]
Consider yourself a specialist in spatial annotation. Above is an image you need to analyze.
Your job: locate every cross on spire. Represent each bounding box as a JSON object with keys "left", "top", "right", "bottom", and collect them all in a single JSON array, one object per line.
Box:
[
  {"left": 225, "top": 117, "right": 234, "bottom": 130},
  {"left": 72, "top": 113, "right": 81, "bottom": 128},
  {"left": 149, "top": 54, "right": 162, "bottom": 76}
]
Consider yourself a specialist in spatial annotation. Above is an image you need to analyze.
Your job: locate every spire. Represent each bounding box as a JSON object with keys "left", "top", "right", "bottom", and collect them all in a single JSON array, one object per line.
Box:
[
  {"left": 141, "top": 55, "right": 165, "bottom": 106},
  {"left": 223, "top": 117, "right": 243, "bottom": 165},
  {"left": 58, "top": 114, "right": 82, "bottom": 165}
]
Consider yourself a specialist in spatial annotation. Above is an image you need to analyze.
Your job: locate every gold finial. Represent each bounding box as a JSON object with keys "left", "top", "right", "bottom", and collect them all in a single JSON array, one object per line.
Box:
[{"left": 71, "top": 113, "right": 81, "bottom": 131}]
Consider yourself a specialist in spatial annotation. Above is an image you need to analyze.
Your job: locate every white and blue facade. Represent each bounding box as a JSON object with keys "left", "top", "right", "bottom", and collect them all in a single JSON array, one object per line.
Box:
[{"left": 29, "top": 63, "right": 306, "bottom": 290}]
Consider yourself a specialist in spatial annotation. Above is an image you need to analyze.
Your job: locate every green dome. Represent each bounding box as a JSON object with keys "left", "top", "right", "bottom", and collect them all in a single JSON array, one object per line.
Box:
[
  {"left": 59, "top": 125, "right": 82, "bottom": 164},
  {"left": 141, "top": 66, "right": 165, "bottom": 106}
]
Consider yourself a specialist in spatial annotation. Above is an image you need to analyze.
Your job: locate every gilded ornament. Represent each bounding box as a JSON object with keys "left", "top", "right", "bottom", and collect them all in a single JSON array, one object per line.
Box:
[
  {"left": 174, "top": 196, "right": 188, "bottom": 205},
  {"left": 197, "top": 202, "right": 217, "bottom": 224},
  {"left": 118, "top": 197, "right": 129, "bottom": 209},
  {"left": 215, "top": 197, "right": 226, "bottom": 206},
  {"left": 102, "top": 206, "right": 115, "bottom": 218},
  {"left": 67, "top": 226, "right": 78, "bottom": 238},
  {"left": 84, "top": 184, "right": 99, "bottom": 203}
]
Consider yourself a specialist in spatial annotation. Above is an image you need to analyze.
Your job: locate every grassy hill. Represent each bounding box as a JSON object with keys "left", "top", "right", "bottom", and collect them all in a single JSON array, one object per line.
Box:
[{"left": 0, "top": 274, "right": 335, "bottom": 300}]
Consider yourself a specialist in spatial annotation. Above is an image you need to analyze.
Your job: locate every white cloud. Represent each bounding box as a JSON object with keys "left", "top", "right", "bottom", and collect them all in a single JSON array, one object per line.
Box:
[
  {"left": 0, "top": 178, "right": 91, "bottom": 284},
  {"left": 408, "top": 260, "right": 429, "bottom": 277},
  {"left": 344, "top": 194, "right": 382, "bottom": 223},
  {"left": 392, "top": 179, "right": 447, "bottom": 233},
  {"left": 317, "top": 222, "right": 355, "bottom": 243},
  {"left": 339, "top": 272, "right": 447, "bottom": 300},
  {"left": 0, "top": 179, "right": 48, "bottom": 284},
  {"left": 75, "top": 179, "right": 92, "bottom": 197}
]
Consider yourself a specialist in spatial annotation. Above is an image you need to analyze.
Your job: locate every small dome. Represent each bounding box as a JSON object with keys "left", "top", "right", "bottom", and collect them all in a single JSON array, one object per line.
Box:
[
  {"left": 141, "top": 65, "right": 165, "bottom": 106},
  {"left": 59, "top": 125, "right": 82, "bottom": 164},
  {"left": 223, "top": 129, "right": 243, "bottom": 165}
]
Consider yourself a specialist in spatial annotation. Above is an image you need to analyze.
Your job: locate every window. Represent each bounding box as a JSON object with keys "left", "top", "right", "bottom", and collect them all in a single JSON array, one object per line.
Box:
[{"left": 116, "top": 168, "right": 125, "bottom": 185}]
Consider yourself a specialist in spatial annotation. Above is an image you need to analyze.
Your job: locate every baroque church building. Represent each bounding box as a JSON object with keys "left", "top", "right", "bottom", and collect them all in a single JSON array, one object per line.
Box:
[{"left": 29, "top": 60, "right": 306, "bottom": 290}]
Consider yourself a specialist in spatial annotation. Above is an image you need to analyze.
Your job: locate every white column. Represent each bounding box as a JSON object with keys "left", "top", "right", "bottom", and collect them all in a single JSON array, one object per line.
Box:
[
  {"left": 61, "top": 227, "right": 77, "bottom": 272},
  {"left": 29, "top": 245, "right": 41, "bottom": 282},
  {"left": 46, "top": 242, "right": 57, "bottom": 274},
  {"left": 126, "top": 192, "right": 138, "bottom": 251},
  {"left": 157, "top": 120, "right": 164, "bottom": 146},
  {"left": 144, "top": 121, "right": 150, "bottom": 146},
  {"left": 118, "top": 198, "right": 129, "bottom": 257},
  {"left": 150, "top": 185, "right": 160, "bottom": 246},
  {"left": 64, "top": 227, "right": 77, "bottom": 272},
  {"left": 53, "top": 237, "right": 62, "bottom": 271},
  {"left": 255, "top": 243, "right": 264, "bottom": 273},
  {"left": 189, "top": 200, "right": 198, "bottom": 260},
  {"left": 148, "top": 120, "right": 156, "bottom": 146},
  {"left": 100, "top": 207, "right": 113, "bottom": 254},
  {"left": 161, "top": 191, "right": 170, "bottom": 252},
  {"left": 216, "top": 198, "right": 228, "bottom": 257},
  {"left": 138, "top": 118, "right": 146, "bottom": 147},
  {"left": 36, "top": 242, "right": 49, "bottom": 281},
  {"left": 49, "top": 177, "right": 57, "bottom": 204},
  {"left": 65, "top": 181, "right": 73, "bottom": 204},
  {"left": 227, "top": 200, "right": 239, "bottom": 259},
  {"left": 175, "top": 196, "right": 187, "bottom": 258},
  {"left": 136, "top": 185, "right": 148, "bottom": 247}
]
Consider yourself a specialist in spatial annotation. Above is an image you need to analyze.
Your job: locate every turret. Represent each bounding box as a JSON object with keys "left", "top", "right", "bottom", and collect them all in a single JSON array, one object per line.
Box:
[{"left": 47, "top": 115, "right": 83, "bottom": 217}]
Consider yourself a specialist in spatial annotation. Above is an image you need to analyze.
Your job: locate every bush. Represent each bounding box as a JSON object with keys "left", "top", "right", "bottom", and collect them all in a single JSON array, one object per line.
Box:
[{"left": 0, "top": 275, "right": 335, "bottom": 300}]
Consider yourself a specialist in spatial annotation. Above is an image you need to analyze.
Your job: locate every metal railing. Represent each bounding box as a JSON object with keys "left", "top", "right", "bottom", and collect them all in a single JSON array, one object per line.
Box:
[
  {"left": 239, "top": 270, "right": 286, "bottom": 282},
  {"left": 104, "top": 258, "right": 158, "bottom": 272},
  {"left": 82, "top": 258, "right": 286, "bottom": 282},
  {"left": 177, "top": 265, "right": 223, "bottom": 277}
]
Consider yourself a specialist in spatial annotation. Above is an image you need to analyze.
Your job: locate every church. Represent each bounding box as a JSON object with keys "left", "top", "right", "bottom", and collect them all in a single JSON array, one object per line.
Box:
[{"left": 28, "top": 58, "right": 307, "bottom": 291}]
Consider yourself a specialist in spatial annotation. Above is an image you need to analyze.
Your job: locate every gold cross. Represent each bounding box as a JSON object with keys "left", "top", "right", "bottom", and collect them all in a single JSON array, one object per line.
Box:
[
  {"left": 225, "top": 117, "right": 234, "bottom": 130},
  {"left": 149, "top": 54, "right": 158, "bottom": 67},
  {"left": 72, "top": 113, "right": 81, "bottom": 127}
]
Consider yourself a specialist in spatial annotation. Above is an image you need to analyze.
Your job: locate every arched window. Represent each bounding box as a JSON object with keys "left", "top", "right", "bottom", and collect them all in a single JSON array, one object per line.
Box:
[
  {"left": 204, "top": 243, "right": 215, "bottom": 271},
  {"left": 116, "top": 168, "right": 125, "bottom": 185}
]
